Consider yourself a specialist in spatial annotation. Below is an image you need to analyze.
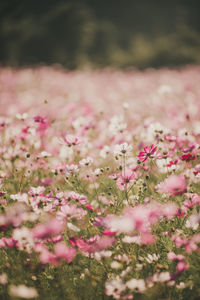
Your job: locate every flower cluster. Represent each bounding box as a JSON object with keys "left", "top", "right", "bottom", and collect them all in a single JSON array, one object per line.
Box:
[{"left": 0, "top": 66, "right": 200, "bottom": 299}]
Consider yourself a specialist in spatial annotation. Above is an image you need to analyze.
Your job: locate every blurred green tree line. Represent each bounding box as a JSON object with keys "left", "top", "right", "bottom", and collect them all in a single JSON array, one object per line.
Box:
[{"left": 0, "top": 0, "right": 200, "bottom": 69}]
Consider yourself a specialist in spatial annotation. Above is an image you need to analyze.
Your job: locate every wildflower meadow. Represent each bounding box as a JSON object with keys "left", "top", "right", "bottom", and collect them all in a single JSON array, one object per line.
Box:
[{"left": 0, "top": 66, "right": 200, "bottom": 299}]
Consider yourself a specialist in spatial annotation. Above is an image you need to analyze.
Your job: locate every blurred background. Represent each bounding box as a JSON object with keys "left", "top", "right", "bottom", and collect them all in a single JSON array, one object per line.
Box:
[{"left": 0, "top": 0, "right": 200, "bottom": 69}]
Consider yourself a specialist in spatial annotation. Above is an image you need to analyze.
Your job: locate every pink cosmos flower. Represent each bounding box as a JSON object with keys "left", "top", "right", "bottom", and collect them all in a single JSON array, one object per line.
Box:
[
  {"left": 177, "top": 261, "right": 188, "bottom": 273},
  {"left": 123, "top": 205, "right": 158, "bottom": 234},
  {"left": 177, "top": 208, "right": 186, "bottom": 218},
  {"left": 84, "top": 204, "right": 96, "bottom": 211},
  {"left": 53, "top": 163, "right": 66, "bottom": 175},
  {"left": 180, "top": 153, "right": 196, "bottom": 161},
  {"left": 69, "top": 236, "right": 90, "bottom": 252},
  {"left": 93, "top": 236, "right": 115, "bottom": 252},
  {"left": 34, "top": 116, "right": 46, "bottom": 123},
  {"left": 192, "top": 195, "right": 200, "bottom": 206},
  {"left": 140, "top": 233, "right": 156, "bottom": 244},
  {"left": 32, "top": 218, "right": 65, "bottom": 240},
  {"left": 34, "top": 115, "right": 50, "bottom": 136},
  {"left": 67, "top": 191, "right": 88, "bottom": 204},
  {"left": 168, "top": 252, "right": 185, "bottom": 261},
  {"left": 54, "top": 242, "right": 76, "bottom": 263},
  {"left": 57, "top": 204, "right": 87, "bottom": 220},
  {"left": 0, "top": 237, "right": 17, "bottom": 248},
  {"left": 157, "top": 175, "right": 187, "bottom": 196},
  {"left": 104, "top": 202, "right": 178, "bottom": 240},
  {"left": 29, "top": 186, "right": 45, "bottom": 196},
  {"left": 167, "top": 159, "right": 178, "bottom": 167},
  {"left": 69, "top": 235, "right": 115, "bottom": 253},
  {"left": 39, "top": 249, "right": 58, "bottom": 265},
  {"left": 157, "top": 174, "right": 186, "bottom": 196},
  {"left": 172, "top": 235, "right": 187, "bottom": 247},
  {"left": 138, "top": 144, "right": 157, "bottom": 162},
  {"left": 44, "top": 235, "right": 64, "bottom": 243},
  {"left": 59, "top": 134, "right": 82, "bottom": 146},
  {"left": 116, "top": 171, "right": 135, "bottom": 190},
  {"left": 161, "top": 202, "right": 178, "bottom": 219},
  {"left": 103, "top": 229, "right": 117, "bottom": 236}
]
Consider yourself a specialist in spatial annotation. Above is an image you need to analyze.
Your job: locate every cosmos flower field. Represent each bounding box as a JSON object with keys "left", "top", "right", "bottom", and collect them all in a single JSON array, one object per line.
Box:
[{"left": 0, "top": 66, "right": 200, "bottom": 299}]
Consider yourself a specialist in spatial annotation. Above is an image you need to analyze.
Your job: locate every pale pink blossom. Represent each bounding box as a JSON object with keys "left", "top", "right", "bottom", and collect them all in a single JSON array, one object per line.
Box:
[
  {"left": 59, "top": 134, "right": 83, "bottom": 147},
  {"left": 32, "top": 218, "right": 65, "bottom": 239},
  {"left": 177, "top": 261, "right": 188, "bottom": 272},
  {"left": 54, "top": 242, "right": 76, "bottom": 263},
  {"left": 157, "top": 175, "right": 186, "bottom": 196}
]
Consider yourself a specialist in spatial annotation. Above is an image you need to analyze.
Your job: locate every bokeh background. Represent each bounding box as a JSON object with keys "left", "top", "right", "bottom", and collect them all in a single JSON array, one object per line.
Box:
[{"left": 0, "top": 0, "right": 200, "bottom": 69}]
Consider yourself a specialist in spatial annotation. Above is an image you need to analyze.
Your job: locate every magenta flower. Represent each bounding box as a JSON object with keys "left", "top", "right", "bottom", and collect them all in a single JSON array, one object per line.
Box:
[
  {"left": 34, "top": 115, "right": 50, "bottom": 136},
  {"left": 138, "top": 144, "right": 157, "bottom": 162},
  {"left": 180, "top": 153, "right": 196, "bottom": 161},
  {"left": 103, "top": 229, "right": 117, "bottom": 236},
  {"left": 34, "top": 116, "right": 46, "bottom": 123}
]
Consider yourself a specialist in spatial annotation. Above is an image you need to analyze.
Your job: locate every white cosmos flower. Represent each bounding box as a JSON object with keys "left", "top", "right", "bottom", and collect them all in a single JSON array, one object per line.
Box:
[
  {"left": 9, "top": 285, "right": 38, "bottom": 299},
  {"left": 109, "top": 114, "right": 127, "bottom": 135},
  {"left": 126, "top": 278, "right": 146, "bottom": 292},
  {"left": 114, "top": 143, "right": 132, "bottom": 156},
  {"left": 100, "top": 145, "right": 110, "bottom": 158},
  {"left": 79, "top": 157, "right": 93, "bottom": 166}
]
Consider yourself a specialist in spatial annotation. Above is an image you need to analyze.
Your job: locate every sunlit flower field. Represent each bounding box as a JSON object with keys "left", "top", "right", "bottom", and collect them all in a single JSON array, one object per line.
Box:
[{"left": 0, "top": 66, "right": 200, "bottom": 299}]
